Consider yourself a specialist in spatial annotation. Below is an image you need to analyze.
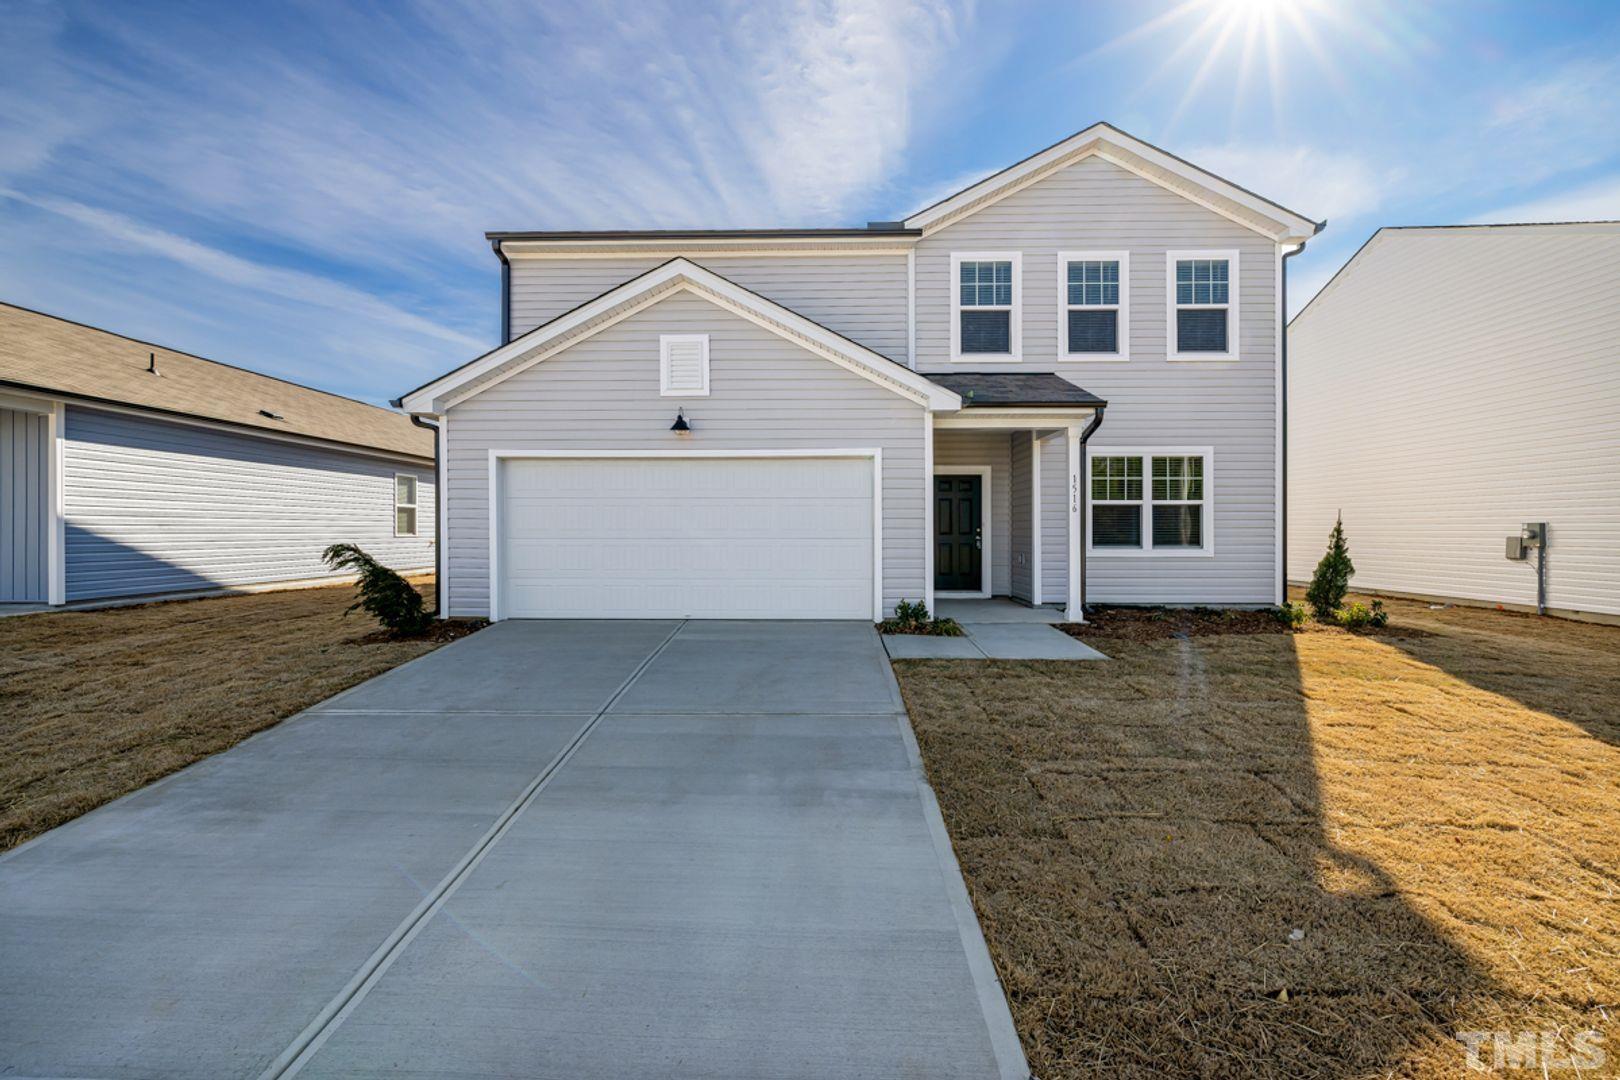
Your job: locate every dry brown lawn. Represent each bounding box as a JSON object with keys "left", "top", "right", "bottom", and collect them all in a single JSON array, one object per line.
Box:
[
  {"left": 898, "top": 594, "right": 1620, "bottom": 1078},
  {"left": 0, "top": 580, "right": 473, "bottom": 852}
]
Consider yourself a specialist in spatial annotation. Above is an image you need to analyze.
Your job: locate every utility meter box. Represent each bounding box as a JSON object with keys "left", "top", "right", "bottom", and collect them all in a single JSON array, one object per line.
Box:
[{"left": 1506, "top": 536, "right": 1527, "bottom": 560}]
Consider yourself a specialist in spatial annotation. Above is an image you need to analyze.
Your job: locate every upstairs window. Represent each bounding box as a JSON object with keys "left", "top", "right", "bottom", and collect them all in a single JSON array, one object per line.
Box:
[
  {"left": 394, "top": 474, "right": 419, "bottom": 537},
  {"left": 1060, "top": 252, "right": 1128, "bottom": 360},
  {"left": 1168, "top": 251, "right": 1238, "bottom": 359},
  {"left": 1088, "top": 449, "right": 1213, "bottom": 554},
  {"left": 951, "top": 253, "right": 1021, "bottom": 360}
]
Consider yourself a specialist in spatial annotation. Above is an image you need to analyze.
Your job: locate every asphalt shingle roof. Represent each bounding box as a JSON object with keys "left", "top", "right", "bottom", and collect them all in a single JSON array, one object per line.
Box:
[
  {"left": 0, "top": 302, "right": 432, "bottom": 459},
  {"left": 926, "top": 372, "right": 1106, "bottom": 408}
]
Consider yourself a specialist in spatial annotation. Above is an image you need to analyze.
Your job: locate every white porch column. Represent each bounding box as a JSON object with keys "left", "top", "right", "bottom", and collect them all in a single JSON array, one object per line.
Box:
[
  {"left": 1066, "top": 425, "right": 1083, "bottom": 620},
  {"left": 923, "top": 411, "right": 935, "bottom": 613}
]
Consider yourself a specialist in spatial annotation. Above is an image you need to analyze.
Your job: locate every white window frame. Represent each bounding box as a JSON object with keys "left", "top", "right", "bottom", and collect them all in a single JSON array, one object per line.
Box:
[
  {"left": 659, "top": 333, "right": 710, "bottom": 396},
  {"left": 394, "top": 473, "right": 420, "bottom": 537},
  {"left": 1058, "top": 250, "right": 1129, "bottom": 362},
  {"left": 1166, "top": 250, "right": 1239, "bottom": 361},
  {"left": 1085, "top": 446, "right": 1215, "bottom": 557},
  {"left": 950, "top": 251, "right": 1021, "bottom": 362}
]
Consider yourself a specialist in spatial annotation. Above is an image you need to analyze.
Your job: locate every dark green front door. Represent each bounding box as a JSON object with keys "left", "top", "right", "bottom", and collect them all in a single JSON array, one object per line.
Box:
[{"left": 935, "top": 475, "right": 982, "bottom": 592}]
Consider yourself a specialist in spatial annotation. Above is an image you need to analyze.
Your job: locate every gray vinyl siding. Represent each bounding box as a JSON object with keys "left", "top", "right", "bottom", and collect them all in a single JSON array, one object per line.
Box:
[
  {"left": 1288, "top": 224, "right": 1620, "bottom": 619},
  {"left": 443, "top": 290, "right": 926, "bottom": 618},
  {"left": 62, "top": 406, "right": 435, "bottom": 601},
  {"left": 1009, "top": 431, "right": 1033, "bottom": 602},
  {"left": 934, "top": 430, "right": 1012, "bottom": 596},
  {"left": 1, "top": 407, "right": 48, "bottom": 602},
  {"left": 918, "top": 154, "right": 1280, "bottom": 605},
  {"left": 508, "top": 254, "right": 909, "bottom": 362}
]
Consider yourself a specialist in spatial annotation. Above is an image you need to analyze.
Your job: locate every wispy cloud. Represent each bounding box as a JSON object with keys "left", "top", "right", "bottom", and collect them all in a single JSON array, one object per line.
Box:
[
  {"left": 1471, "top": 174, "right": 1620, "bottom": 224},
  {"left": 1181, "top": 144, "right": 1404, "bottom": 225},
  {"left": 0, "top": 0, "right": 977, "bottom": 402}
]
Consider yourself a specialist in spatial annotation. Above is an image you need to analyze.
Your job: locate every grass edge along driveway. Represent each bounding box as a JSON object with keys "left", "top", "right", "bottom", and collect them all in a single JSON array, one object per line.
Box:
[
  {"left": 897, "top": 596, "right": 1620, "bottom": 1079},
  {"left": 0, "top": 579, "right": 473, "bottom": 851}
]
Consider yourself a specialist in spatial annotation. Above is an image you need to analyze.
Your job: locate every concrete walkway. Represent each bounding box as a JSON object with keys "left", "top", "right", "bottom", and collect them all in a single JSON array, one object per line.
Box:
[
  {"left": 886, "top": 599, "right": 1108, "bottom": 660},
  {"left": 0, "top": 621, "right": 1026, "bottom": 1080}
]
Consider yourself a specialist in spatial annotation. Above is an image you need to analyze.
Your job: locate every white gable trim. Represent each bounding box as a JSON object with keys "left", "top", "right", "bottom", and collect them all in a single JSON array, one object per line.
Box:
[
  {"left": 401, "top": 259, "right": 960, "bottom": 414},
  {"left": 903, "top": 124, "right": 1320, "bottom": 243}
]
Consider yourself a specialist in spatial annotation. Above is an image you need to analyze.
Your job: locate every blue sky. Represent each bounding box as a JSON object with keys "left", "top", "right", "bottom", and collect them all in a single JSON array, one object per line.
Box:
[{"left": 4, "top": 0, "right": 1619, "bottom": 406}]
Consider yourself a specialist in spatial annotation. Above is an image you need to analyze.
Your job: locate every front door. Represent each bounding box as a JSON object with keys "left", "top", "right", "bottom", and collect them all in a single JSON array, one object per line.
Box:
[{"left": 934, "top": 475, "right": 982, "bottom": 592}]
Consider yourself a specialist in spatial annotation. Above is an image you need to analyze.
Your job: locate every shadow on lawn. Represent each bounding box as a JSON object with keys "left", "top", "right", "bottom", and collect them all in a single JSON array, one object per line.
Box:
[
  {"left": 1378, "top": 604, "right": 1620, "bottom": 751},
  {"left": 898, "top": 633, "right": 1526, "bottom": 1078}
]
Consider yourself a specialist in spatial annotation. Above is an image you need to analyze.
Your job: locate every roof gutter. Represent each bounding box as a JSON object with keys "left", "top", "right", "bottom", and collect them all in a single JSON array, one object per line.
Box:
[{"left": 409, "top": 414, "right": 443, "bottom": 619}]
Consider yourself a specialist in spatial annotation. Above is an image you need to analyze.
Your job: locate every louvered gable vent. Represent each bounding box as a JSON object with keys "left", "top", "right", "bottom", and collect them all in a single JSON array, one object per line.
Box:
[{"left": 659, "top": 334, "right": 710, "bottom": 396}]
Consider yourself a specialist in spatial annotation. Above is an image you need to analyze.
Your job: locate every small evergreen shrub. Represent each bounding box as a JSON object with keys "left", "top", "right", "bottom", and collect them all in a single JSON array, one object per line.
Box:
[
  {"left": 323, "top": 543, "right": 432, "bottom": 635},
  {"left": 878, "top": 599, "right": 966, "bottom": 636},
  {"left": 1334, "top": 601, "right": 1379, "bottom": 630},
  {"left": 1369, "top": 599, "right": 1389, "bottom": 628},
  {"left": 1274, "top": 601, "right": 1309, "bottom": 629},
  {"left": 1306, "top": 515, "right": 1355, "bottom": 621}
]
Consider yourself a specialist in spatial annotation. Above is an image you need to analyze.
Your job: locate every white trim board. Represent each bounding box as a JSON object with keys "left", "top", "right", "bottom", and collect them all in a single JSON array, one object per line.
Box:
[
  {"left": 485, "top": 448, "right": 886, "bottom": 623},
  {"left": 401, "top": 259, "right": 961, "bottom": 415},
  {"left": 932, "top": 464, "right": 993, "bottom": 599},
  {"left": 903, "top": 123, "right": 1320, "bottom": 242}
]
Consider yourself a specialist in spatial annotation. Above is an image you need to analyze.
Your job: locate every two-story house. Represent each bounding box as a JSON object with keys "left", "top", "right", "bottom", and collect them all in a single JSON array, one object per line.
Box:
[{"left": 398, "top": 122, "right": 1322, "bottom": 621}]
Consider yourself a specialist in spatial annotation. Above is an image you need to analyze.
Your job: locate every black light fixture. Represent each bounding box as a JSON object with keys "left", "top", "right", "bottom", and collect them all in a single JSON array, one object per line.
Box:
[{"left": 670, "top": 409, "right": 692, "bottom": 436}]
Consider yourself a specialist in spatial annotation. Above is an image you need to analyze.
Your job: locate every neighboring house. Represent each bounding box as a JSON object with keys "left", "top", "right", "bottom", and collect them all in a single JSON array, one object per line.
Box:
[
  {"left": 1288, "top": 221, "right": 1620, "bottom": 624},
  {"left": 398, "top": 122, "right": 1321, "bottom": 621},
  {"left": 0, "top": 302, "right": 436, "bottom": 607}
]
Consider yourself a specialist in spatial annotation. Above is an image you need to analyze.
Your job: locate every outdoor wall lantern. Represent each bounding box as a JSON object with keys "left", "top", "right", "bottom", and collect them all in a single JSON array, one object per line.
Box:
[{"left": 670, "top": 409, "right": 693, "bottom": 436}]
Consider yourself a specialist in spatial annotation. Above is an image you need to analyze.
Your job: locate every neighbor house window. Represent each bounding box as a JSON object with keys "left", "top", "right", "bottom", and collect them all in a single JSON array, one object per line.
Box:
[
  {"left": 1168, "top": 251, "right": 1238, "bottom": 359},
  {"left": 1088, "top": 450, "right": 1213, "bottom": 554},
  {"left": 394, "top": 474, "right": 418, "bottom": 537},
  {"left": 1060, "top": 251, "right": 1128, "bottom": 360},
  {"left": 951, "top": 252, "right": 1021, "bottom": 360}
]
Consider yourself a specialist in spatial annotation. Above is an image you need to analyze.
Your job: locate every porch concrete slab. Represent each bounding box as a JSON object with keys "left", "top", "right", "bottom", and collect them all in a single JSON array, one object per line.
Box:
[
  {"left": 936, "top": 597, "right": 1064, "bottom": 623},
  {"left": 963, "top": 622, "right": 1107, "bottom": 660},
  {"left": 299, "top": 710, "right": 1005, "bottom": 1080},
  {"left": 884, "top": 632, "right": 988, "bottom": 658},
  {"left": 0, "top": 707, "right": 596, "bottom": 1080},
  {"left": 610, "top": 620, "right": 905, "bottom": 714},
  {"left": 312, "top": 619, "right": 680, "bottom": 714}
]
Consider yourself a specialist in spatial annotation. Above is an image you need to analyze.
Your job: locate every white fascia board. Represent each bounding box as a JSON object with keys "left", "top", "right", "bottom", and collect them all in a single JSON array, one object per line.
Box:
[
  {"left": 903, "top": 123, "right": 1320, "bottom": 243},
  {"left": 402, "top": 258, "right": 961, "bottom": 414}
]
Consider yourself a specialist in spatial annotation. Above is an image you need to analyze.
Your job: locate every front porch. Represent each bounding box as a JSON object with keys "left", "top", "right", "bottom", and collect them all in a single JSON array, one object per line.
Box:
[{"left": 924, "top": 373, "right": 1105, "bottom": 620}]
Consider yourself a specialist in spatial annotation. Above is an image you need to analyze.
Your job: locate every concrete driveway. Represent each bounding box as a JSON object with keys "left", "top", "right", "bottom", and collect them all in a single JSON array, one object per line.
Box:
[{"left": 0, "top": 620, "right": 1026, "bottom": 1080}]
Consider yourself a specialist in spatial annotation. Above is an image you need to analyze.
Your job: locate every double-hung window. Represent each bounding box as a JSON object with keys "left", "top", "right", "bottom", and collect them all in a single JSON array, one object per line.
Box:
[
  {"left": 1167, "top": 250, "right": 1238, "bottom": 359},
  {"left": 1088, "top": 449, "right": 1213, "bottom": 554},
  {"left": 1059, "top": 251, "right": 1128, "bottom": 360},
  {"left": 951, "top": 253, "right": 1020, "bottom": 360},
  {"left": 394, "top": 474, "right": 419, "bottom": 537}
]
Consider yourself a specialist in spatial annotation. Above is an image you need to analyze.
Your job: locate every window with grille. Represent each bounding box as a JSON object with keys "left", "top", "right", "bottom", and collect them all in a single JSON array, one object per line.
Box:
[
  {"left": 1168, "top": 252, "right": 1237, "bottom": 358},
  {"left": 1062, "top": 254, "right": 1127, "bottom": 358},
  {"left": 952, "top": 254, "right": 1020, "bottom": 359},
  {"left": 1088, "top": 451, "right": 1211, "bottom": 553},
  {"left": 394, "top": 474, "right": 419, "bottom": 537}
]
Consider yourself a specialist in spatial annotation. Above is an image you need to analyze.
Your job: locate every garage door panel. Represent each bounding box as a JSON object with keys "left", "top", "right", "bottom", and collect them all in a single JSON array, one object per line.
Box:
[{"left": 498, "top": 457, "right": 875, "bottom": 619}]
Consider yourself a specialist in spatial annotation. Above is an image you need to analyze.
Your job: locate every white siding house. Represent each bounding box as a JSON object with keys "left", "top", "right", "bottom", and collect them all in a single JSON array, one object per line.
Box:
[
  {"left": 1, "top": 302, "right": 436, "bottom": 607},
  {"left": 1287, "top": 222, "right": 1620, "bottom": 623},
  {"left": 403, "top": 123, "right": 1321, "bottom": 621}
]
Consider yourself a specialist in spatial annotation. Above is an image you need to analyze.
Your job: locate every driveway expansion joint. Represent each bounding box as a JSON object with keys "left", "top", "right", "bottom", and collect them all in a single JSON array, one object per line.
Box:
[{"left": 259, "top": 620, "right": 689, "bottom": 1080}]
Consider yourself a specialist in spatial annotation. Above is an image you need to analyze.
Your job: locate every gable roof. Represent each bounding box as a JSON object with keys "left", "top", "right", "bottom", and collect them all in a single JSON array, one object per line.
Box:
[
  {"left": 397, "top": 258, "right": 962, "bottom": 413},
  {"left": 902, "top": 122, "right": 1323, "bottom": 243},
  {"left": 0, "top": 301, "right": 433, "bottom": 460},
  {"left": 1289, "top": 220, "right": 1620, "bottom": 329}
]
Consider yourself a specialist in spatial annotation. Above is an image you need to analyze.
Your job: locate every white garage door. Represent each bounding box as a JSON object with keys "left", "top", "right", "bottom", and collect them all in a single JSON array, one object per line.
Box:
[{"left": 497, "top": 456, "right": 876, "bottom": 619}]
